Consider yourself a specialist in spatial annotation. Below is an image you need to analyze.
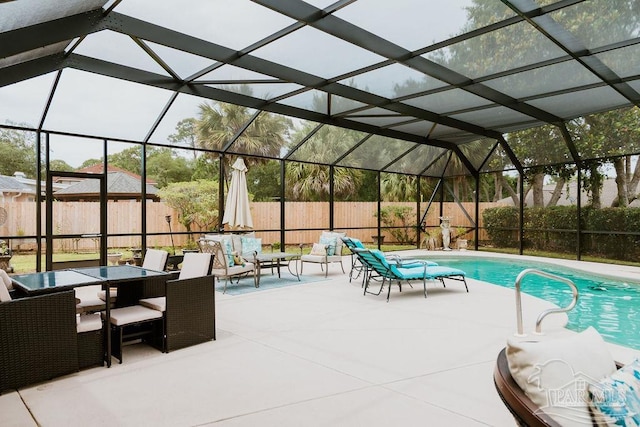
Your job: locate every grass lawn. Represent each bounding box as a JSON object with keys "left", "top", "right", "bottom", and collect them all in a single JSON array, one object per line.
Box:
[{"left": 6, "top": 245, "right": 637, "bottom": 274}]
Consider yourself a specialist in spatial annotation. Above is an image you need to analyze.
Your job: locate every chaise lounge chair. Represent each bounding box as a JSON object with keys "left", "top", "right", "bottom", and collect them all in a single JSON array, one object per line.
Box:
[
  {"left": 352, "top": 247, "right": 467, "bottom": 302},
  {"left": 341, "top": 236, "right": 367, "bottom": 282},
  {"left": 341, "top": 236, "right": 438, "bottom": 285}
]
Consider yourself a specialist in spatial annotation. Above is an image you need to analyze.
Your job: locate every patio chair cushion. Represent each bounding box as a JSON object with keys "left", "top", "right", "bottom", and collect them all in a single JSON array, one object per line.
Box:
[
  {"left": 103, "top": 305, "right": 163, "bottom": 326},
  {"left": 212, "top": 262, "right": 255, "bottom": 277},
  {"left": 588, "top": 358, "right": 640, "bottom": 426},
  {"left": 75, "top": 285, "right": 108, "bottom": 313},
  {"left": 179, "top": 253, "right": 212, "bottom": 280},
  {"left": 77, "top": 313, "right": 102, "bottom": 333},
  {"left": 141, "top": 248, "right": 169, "bottom": 271},
  {"left": 139, "top": 297, "right": 165, "bottom": 312},
  {"left": 506, "top": 326, "right": 617, "bottom": 427},
  {"left": 310, "top": 243, "right": 327, "bottom": 256}
]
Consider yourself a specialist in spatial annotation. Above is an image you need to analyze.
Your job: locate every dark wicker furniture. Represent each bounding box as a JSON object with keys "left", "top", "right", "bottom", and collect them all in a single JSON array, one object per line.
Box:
[
  {"left": 72, "top": 265, "right": 169, "bottom": 367},
  {"left": 78, "top": 327, "right": 104, "bottom": 369},
  {"left": 0, "top": 290, "right": 79, "bottom": 394},
  {"left": 165, "top": 274, "right": 216, "bottom": 352}
]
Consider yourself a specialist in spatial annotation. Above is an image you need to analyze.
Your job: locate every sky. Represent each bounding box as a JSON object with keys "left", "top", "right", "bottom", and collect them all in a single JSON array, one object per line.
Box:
[{"left": 0, "top": 0, "right": 473, "bottom": 168}]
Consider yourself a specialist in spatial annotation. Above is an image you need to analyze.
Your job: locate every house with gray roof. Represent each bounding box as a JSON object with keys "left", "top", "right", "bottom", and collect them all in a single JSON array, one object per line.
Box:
[{"left": 53, "top": 171, "right": 160, "bottom": 202}]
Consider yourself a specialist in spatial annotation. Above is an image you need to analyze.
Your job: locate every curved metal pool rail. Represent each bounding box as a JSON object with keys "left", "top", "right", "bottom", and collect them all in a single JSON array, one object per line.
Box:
[{"left": 514, "top": 268, "right": 579, "bottom": 336}]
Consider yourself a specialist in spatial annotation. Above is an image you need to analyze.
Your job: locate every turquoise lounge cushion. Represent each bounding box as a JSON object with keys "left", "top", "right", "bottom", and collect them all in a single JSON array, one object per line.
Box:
[
  {"left": 393, "top": 265, "right": 465, "bottom": 280},
  {"left": 348, "top": 237, "right": 365, "bottom": 248}
]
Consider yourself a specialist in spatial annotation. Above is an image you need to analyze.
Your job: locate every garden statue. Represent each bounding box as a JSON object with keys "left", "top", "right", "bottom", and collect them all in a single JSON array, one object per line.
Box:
[
  {"left": 0, "top": 240, "right": 12, "bottom": 272},
  {"left": 440, "top": 217, "right": 451, "bottom": 251}
]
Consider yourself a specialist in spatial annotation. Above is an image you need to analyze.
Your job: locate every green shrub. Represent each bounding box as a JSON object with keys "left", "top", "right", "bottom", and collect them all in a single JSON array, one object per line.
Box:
[
  {"left": 483, "top": 207, "right": 519, "bottom": 247},
  {"left": 484, "top": 205, "right": 640, "bottom": 261},
  {"left": 375, "top": 205, "right": 416, "bottom": 245}
]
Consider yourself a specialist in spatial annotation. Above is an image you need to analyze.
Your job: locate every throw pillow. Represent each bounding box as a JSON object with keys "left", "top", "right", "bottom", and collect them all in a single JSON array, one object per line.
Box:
[
  {"left": 323, "top": 231, "right": 346, "bottom": 255},
  {"left": 589, "top": 359, "right": 640, "bottom": 426},
  {"left": 319, "top": 235, "right": 337, "bottom": 256},
  {"left": 506, "top": 327, "right": 617, "bottom": 427},
  {"left": 222, "top": 239, "right": 234, "bottom": 267},
  {"left": 310, "top": 243, "right": 327, "bottom": 256},
  {"left": 241, "top": 237, "right": 262, "bottom": 258}
]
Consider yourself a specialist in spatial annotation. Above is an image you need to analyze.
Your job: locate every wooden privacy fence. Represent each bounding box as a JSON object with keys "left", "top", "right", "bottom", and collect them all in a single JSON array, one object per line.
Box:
[{"left": 0, "top": 201, "right": 497, "bottom": 251}]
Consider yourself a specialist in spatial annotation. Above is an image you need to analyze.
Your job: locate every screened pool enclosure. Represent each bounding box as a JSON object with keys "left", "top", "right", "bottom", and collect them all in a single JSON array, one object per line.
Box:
[{"left": 1, "top": 0, "right": 640, "bottom": 271}]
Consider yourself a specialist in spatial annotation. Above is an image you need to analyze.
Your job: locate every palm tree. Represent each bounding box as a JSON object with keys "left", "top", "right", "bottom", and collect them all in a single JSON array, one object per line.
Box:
[
  {"left": 195, "top": 97, "right": 292, "bottom": 173},
  {"left": 381, "top": 173, "right": 417, "bottom": 202},
  {"left": 285, "top": 125, "right": 364, "bottom": 201}
]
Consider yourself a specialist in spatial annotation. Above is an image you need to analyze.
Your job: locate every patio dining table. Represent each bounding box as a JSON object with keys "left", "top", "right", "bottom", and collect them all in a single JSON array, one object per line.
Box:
[
  {"left": 12, "top": 265, "right": 170, "bottom": 368},
  {"left": 70, "top": 265, "right": 170, "bottom": 367},
  {"left": 11, "top": 270, "right": 105, "bottom": 295}
]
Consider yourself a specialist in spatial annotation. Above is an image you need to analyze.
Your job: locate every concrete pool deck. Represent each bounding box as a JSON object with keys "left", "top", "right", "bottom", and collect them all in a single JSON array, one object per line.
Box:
[{"left": 1, "top": 250, "right": 639, "bottom": 426}]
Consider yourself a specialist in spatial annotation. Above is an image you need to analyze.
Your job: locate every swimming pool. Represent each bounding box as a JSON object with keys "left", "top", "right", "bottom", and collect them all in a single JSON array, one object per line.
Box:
[{"left": 425, "top": 256, "right": 640, "bottom": 350}]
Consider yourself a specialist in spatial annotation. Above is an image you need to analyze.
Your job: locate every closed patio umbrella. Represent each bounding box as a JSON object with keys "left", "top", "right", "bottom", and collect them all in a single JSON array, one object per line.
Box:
[{"left": 222, "top": 157, "right": 253, "bottom": 230}]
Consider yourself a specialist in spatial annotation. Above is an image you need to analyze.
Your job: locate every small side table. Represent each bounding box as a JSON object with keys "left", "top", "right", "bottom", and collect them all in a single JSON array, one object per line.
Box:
[{"left": 253, "top": 252, "right": 300, "bottom": 286}]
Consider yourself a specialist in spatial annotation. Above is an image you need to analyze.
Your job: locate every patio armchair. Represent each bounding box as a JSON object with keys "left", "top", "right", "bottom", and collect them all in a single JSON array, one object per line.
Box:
[
  {"left": 0, "top": 289, "right": 79, "bottom": 393},
  {"left": 139, "top": 252, "right": 216, "bottom": 352},
  {"left": 352, "top": 248, "right": 467, "bottom": 302},
  {"left": 198, "top": 238, "right": 257, "bottom": 293},
  {"left": 300, "top": 231, "right": 347, "bottom": 277}
]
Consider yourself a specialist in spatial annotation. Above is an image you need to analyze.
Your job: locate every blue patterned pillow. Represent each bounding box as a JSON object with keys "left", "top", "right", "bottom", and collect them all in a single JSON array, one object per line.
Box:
[
  {"left": 319, "top": 235, "right": 337, "bottom": 256},
  {"left": 222, "top": 239, "right": 234, "bottom": 267},
  {"left": 241, "top": 237, "right": 262, "bottom": 258},
  {"left": 589, "top": 359, "right": 640, "bottom": 426}
]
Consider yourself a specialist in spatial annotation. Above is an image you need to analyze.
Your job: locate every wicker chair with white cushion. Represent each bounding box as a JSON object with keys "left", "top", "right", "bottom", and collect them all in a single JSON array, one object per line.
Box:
[
  {"left": 77, "top": 312, "right": 104, "bottom": 369},
  {"left": 300, "top": 231, "right": 346, "bottom": 277},
  {"left": 139, "top": 253, "right": 216, "bottom": 352}
]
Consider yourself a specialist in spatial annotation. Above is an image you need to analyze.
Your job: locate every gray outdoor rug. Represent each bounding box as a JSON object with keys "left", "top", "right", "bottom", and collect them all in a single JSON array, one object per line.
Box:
[{"left": 215, "top": 273, "right": 328, "bottom": 295}]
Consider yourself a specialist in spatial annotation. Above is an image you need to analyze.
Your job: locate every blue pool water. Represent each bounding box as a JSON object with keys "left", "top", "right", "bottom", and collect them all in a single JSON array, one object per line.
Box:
[{"left": 426, "top": 256, "right": 640, "bottom": 350}]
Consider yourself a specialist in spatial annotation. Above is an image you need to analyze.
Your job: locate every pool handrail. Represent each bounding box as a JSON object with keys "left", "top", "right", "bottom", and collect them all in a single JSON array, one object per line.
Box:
[{"left": 514, "top": 268, "right": 578, "bottom": 336}]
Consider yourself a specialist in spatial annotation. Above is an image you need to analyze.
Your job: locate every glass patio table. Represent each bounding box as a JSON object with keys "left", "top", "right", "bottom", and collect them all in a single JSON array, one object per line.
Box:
[
  {"left": 253, "top": 252, "right": 300, "bottom": 286},
  {"left": 11, "top": 270, "right": 104, "bottom": 295}
]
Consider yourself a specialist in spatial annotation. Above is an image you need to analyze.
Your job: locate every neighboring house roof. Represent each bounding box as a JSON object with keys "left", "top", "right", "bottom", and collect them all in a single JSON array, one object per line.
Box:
[
  {"left": 0, "top": 175, "right": 35, "bottom": 194},
  {"left": 54, "top": 171, "right": 159, "bottom": 200},
  {"left": 497, "top": 178, "right": 640, "bottom": 207},
  {"left": 76, "top": 164, "right": 157, "bottom": 185}
]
